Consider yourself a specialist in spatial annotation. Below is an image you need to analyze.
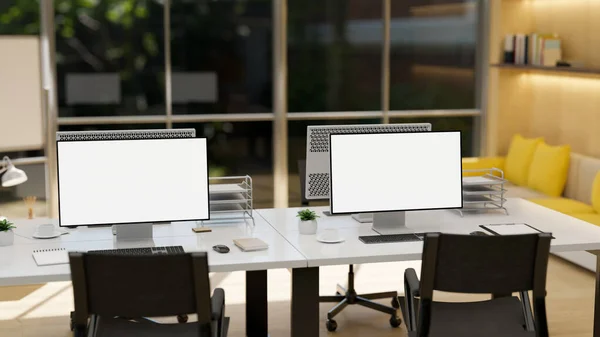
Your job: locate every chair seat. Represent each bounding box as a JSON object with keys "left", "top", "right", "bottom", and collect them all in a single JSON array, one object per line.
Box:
[
  {"left": 414, "top": 297, "right": 534, "bottom": 337},
  {"left": 95, "top": 316, "right": 229, "bottom": 337}
]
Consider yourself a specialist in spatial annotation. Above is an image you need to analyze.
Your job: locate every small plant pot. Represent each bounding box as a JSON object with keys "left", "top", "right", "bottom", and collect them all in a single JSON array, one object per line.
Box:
[
  {"left": 0, "top": 230, "right": 14, "bottom": 246},
  {"left": 298, "top": 219, "right": 318, "bottom": 235}
]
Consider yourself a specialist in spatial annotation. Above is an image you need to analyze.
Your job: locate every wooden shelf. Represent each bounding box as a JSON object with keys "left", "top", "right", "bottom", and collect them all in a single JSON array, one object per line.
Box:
[{"left": 491, "top": 64, "right": 600, "bottom": 75}]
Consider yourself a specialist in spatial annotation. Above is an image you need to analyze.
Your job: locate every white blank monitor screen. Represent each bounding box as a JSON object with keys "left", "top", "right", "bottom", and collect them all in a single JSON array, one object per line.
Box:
[
  {"left": 330, "top": 131, "right": 463, "bottom": 214},
  {"left": 57, "top": 138, "right": 210, "bottom": 227}
]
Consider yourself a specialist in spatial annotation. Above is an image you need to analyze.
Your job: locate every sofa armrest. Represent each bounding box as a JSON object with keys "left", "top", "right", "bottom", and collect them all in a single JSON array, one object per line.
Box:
[{"left": 462, "top": 157, "right": 506, "bottom": 176}]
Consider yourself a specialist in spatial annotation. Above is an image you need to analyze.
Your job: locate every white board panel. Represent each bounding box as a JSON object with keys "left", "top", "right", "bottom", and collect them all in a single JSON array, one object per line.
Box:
[{"left": 0, "top": 37, "right": 44, "bottom": 152}]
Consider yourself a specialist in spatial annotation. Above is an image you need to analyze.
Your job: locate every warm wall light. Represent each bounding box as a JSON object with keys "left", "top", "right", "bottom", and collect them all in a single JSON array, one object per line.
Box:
[{"left": 524, "top": 73, "right": 600, "bottom": 90}]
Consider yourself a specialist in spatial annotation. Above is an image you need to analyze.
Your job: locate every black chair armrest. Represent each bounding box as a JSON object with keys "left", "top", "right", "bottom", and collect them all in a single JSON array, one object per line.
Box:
[
  {"left": 211, "top": 288, "right": 226, "bottom": 337},
  {"left": 404, "top": 268, "right": 420, "bottom": 297}
]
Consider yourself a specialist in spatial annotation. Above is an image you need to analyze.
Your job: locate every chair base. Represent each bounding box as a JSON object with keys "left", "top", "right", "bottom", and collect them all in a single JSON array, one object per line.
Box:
[{"left": 319, "top": 281, "right": 401, "bottom": 331}]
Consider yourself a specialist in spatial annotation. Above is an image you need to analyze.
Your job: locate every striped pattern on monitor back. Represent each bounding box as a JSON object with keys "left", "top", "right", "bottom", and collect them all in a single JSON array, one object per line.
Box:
[
  {"left": 56, "top": 129, "right": 196, "bottom": 141},
  {"left": 305, "top": 123, "right": 432, "bottom": 200}
]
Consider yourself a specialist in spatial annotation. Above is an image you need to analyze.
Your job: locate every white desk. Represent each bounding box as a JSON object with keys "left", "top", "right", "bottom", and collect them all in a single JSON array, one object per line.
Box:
[
  {"left": 4, "top": 198, "right": 600, "bottom": 337},
  {"left": 256, "top": 198, "right": 600, "bottom": 337},
  {"left": 0, "top": 216, "right": 306, "bottom": 337}
]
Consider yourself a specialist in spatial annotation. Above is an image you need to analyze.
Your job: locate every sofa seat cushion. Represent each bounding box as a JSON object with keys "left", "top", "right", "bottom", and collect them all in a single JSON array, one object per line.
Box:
[
  {"left": 528, "top": 198, "right": 595, "bottom": 214},
  {"left": 571, "top": 213, "right": 600, "bottom": 227},
  {"left": 503, "top": 183, "right": 549, "bottom": 199}
]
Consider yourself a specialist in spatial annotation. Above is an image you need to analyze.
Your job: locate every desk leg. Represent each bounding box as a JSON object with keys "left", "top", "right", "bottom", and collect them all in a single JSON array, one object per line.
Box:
[
  {"left": 291, "top": 267, "right": 319, "bottom": 337},
  {"left": 246, "top": 270, "right": 268, "bottom": 337}
]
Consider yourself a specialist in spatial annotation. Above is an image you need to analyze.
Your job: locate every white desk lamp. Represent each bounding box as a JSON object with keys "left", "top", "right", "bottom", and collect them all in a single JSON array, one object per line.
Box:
[
  {"left": 0, "top": 156, "right": 28, "bottom": 188},
  {"left": 0, "top": 156, "right": 28, "bottom": 221}
]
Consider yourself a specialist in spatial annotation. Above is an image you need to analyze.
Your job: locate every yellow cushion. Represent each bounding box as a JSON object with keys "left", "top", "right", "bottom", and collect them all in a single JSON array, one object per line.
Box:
[
  {"left": 571, "top": 213, "right": 600, "bottom": 227},
  {"left": 593, "top": 172, "right": 600, "bottom": 213},
  {"left": 504, "top": 135, "right": 543, "bottom": 186},
  {"left": 462, "top": 157, "right": 505, "bottom": 177},
  {"left": 528, "top": 198, "right": 595, "bottom": 214},
  {"left": 527, "top": 142, "right": 571, "bottom": 197}
]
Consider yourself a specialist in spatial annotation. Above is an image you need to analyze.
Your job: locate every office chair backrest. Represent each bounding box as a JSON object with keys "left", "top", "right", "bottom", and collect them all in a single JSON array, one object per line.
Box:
[
  {"left": 420, "top": 233, "right": 552, "bottom": 295},
  {"left": 69, "top": 252, "right": 212, "bottom": 323}
]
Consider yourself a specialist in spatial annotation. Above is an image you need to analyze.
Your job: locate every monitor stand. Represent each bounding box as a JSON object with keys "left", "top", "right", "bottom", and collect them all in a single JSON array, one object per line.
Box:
[
  {"left": 371, "top": 212, "right": 413, "bottom": 235},
  {"left": 351, "top": 213, "right": 373, "bottom": 223},
  {"left": 113, "top": 223, "right": 153, "bottom": 242}
]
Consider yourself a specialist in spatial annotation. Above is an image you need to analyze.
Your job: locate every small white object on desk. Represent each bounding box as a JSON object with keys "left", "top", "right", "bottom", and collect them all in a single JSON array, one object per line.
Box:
[
  {"left": 32, "top": 248, "right": 69, "bottom": 266},
  {"left": 33, "top": 223, "right": 65, "bottom": 239},
  {"left": 316, "top": 229, "right": 344, "bottom": 244},
  {"left": 233, "top": 238, "right": 269, "bottom": 252}
]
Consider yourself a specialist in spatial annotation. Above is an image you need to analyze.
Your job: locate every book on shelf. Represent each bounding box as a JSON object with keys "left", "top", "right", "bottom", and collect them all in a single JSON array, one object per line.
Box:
[{"left": 503, "top": 33, "right": 561, "bottom": 67}]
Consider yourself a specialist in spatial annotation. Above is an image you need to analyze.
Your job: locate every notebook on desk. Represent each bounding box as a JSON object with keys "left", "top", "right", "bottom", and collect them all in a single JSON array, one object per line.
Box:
[
  {"left": 233, "top": 238, "right": 269, "bottom": 252},
  {"left": 32, "top": 248, "right": 69, "bottom": 266}
]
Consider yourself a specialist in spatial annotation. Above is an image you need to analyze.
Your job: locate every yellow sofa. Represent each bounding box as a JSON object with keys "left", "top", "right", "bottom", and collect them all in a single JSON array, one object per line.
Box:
[{"left": 463, "top": 151, "right": 600, "bottom": 271}]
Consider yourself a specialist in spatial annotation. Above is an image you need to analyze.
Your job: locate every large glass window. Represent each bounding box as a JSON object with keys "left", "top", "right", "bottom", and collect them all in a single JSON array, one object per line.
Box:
[
  {"left": 55, "top": 1, "right": 166, "bottom": 117},
  {"left": 0, "top": 0, "right": 40, "bottom": 35},
  {"left": 389, "top": 117, "right": 475, "bottom": 156},
  {"left": 389, "top": 0, "right": 476, "bottom": 110},
  {"left": 170, "top": 0, "right": 272, "bottom": 115},
  {"left": 174, "top": 122, "right": 274, "bottom": 208},
  {"left": 288, "top": 0, "right": 383, "bottom": 112}
]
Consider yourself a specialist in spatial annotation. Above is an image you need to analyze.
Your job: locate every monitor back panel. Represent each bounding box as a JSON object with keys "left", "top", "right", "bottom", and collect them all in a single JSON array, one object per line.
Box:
[{"left": 305, "top": 123, "right": 432, "bottom": 200}]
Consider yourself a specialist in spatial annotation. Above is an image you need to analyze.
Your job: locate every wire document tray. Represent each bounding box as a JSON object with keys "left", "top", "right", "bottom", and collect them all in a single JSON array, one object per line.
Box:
[
  {"left": 458, "top": 168, "right": 508, "bottom": 216},
  {"left": 203, "top": 175, "right": 255, "bottom": 226}
]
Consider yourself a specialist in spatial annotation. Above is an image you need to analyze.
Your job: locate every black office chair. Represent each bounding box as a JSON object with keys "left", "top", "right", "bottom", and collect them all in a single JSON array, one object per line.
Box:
[
  {"left": 403, "top": 233, "right": 551, "bottom": 337},
  {"left": 69, "top": 252, "right": 228, "bottom": 337},
  {"left": 298, "top": 159, "right": 400, "bottom": 332}
]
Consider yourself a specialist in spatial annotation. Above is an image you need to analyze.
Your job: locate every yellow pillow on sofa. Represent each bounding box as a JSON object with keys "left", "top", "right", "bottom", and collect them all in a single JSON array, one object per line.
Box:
[
  {"left": 593, "top": 172, "right": 600, "bottom": 213},
  {"left": 527, "top": 142, "right": 570, "bottom": 197},
  {"left": 504, "top": 135, "right": 543, "bottom": 186}
]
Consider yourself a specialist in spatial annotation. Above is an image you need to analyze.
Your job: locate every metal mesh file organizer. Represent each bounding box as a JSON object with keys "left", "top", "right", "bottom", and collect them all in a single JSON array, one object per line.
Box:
[
  {"left": 458, "top": 168, "right": 508, "bottom": 216},
  {"left": 204, "top": 175, "right": 255, "bottom": 225}
]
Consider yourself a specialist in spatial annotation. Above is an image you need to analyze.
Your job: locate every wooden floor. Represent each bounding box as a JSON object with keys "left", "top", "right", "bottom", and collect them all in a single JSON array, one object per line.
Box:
[{"left": 0, "top": 256, "right": 595, "bottom": 337}]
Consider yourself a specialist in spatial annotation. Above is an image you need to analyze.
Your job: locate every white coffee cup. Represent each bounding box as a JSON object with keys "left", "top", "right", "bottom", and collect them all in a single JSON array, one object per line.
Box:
[
  {"left": 36, "top": 223, "right": 56, "bottom": 236},
  {"left": 321, "top": 229, "right": 340, "bottom": 241}
]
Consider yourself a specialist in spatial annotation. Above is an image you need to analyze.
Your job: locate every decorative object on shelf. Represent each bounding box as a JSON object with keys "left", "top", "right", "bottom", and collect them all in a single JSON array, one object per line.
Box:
[
  {"left": 0, "top": 156, "right": 28, "bottom": 187},
  {"left": 297, "top": 209, "right": 319, "bottom": 235},
  {"left": 204, "top": 175, "right": 254, "bottom": 225},
  {"left": 458, "top": 168, "right": 508, "bottom": 216},
  {"left": 0, "top": 218, "right": 16, "bottom": 246},
  {"left": 24, "top": 196, "right": 36, "bottom": 219}
]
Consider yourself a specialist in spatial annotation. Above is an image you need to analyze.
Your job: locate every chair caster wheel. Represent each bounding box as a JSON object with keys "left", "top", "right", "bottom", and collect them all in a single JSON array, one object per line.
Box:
[
  {"left": 177, "top": 314, "right": 188, "bottom": 323},
  {"left": 326, "top": 319, "right": 338, "bottom": 332},
  {"left": 390, "top": 315, "right": 401, "bottom": 328},
  {"left": 391, "top": 297, "right": 400, "bottom": 309}
]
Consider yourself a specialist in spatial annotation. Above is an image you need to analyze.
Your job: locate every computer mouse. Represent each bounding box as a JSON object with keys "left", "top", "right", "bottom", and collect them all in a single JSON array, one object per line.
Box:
[
  {"left": 213, "top": 245, "right": 230, "bottom": 254},
  {"left": 470, "top": 231, "right": 489, "bottom": 236}
]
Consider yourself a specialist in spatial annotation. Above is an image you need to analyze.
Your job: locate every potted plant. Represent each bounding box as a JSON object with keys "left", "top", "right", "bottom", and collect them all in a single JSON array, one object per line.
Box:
[
  {"left": 297, "top": 209, "right": 319, "bottom": 235},
  {"left": 0, "top": 218, "right": 16, "bottom": 246}
]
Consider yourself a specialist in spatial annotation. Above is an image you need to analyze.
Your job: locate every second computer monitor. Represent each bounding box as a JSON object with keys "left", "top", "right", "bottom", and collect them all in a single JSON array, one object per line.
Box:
[{"left": 330, "top": 131, "right": 463, "bottom": 234}]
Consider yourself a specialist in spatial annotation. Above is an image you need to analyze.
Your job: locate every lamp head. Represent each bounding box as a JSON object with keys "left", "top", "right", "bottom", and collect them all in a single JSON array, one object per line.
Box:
[{"left": 1, "top": 156, "right": 28, "bottom": 187}]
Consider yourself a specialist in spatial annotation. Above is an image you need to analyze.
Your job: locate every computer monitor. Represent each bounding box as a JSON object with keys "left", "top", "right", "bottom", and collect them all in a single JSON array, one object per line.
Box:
[
  {"left": 56, "top": 129, "right": 209, "bottom": 241},
  {"left": 305, "top": 123, "right": 432, "bottom": 201},
  {"left": 329, "top": 131, "right": 463, "bottom": 234}
]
